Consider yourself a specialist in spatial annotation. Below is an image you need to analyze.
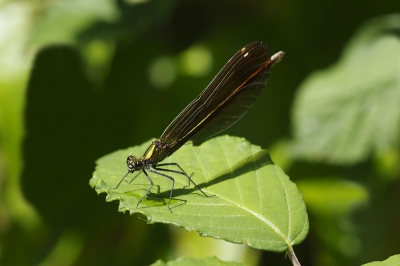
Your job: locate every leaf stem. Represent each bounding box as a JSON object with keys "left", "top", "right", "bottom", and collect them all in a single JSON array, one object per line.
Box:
[{"left": 288, "top": 246, "right": 301, "bottom": 266}]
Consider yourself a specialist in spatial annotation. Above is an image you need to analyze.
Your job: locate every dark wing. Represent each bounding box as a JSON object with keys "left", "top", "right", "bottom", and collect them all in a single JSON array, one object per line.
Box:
[{"left": 160, "top": 41, "right": 282, "bottom": 154}]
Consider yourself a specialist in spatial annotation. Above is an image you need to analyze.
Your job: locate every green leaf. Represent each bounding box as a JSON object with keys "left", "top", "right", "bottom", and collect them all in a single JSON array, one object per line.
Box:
[
  {"left": 292, "top": 14, "right": 400, "bottom": 164},
  {"left": 151, "top": 256, "right": 244, "bottom": 266},
  {"left": 90, "top": 135, "right": 308, "bottom": 252},
  {"left": 362, "top": 254, "right": 400, "bottom": 266}
]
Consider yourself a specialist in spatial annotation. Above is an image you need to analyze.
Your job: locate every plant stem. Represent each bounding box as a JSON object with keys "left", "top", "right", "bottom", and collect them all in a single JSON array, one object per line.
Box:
[{"left": 288, "top": 246, "right": 301, "bottom": 266}]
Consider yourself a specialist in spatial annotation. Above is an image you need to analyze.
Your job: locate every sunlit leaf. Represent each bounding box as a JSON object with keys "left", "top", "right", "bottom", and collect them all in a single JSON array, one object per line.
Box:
[
  {"left": 362, "top": 254, "right": 400, "bottom": 266},
  {"left": 90, "top": 135, "right": 309, "bottom": 252}
]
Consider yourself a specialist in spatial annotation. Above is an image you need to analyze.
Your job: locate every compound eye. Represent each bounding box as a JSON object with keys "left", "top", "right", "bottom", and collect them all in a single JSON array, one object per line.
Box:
[{"left": 126, "top": 156, "right": 136, "bottom": 166}]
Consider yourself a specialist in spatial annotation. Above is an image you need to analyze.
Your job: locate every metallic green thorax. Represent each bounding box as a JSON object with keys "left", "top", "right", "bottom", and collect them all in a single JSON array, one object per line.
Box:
[{"left": 141, "top": 140, "right": 170, "bottom": 164}]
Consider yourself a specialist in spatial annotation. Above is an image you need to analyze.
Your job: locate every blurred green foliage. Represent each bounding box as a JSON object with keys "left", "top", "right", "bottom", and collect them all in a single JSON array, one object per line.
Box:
[
  {"left": 0, "top": 0, "right": 399, "bottom": 265},
  {"left": 292, "top": 15, "right": 400, "bottom": 164}
]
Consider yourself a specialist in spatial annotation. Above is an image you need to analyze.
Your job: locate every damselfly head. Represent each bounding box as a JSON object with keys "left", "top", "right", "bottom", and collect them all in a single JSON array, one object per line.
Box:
[{"left": 126, "top": 155, "right": 143, "bottom": 173}]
